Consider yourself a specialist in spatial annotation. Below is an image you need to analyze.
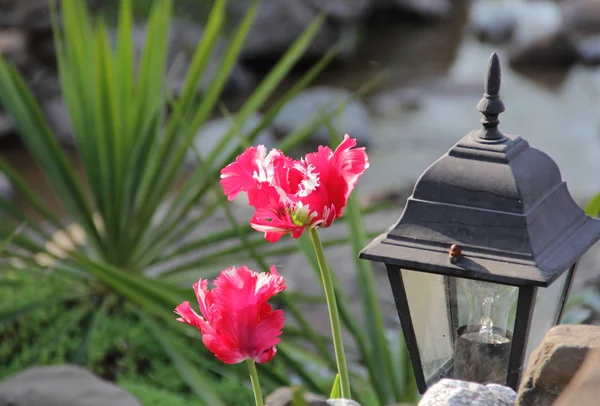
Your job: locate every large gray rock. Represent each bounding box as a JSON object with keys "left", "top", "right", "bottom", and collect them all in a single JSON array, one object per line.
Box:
[
  {"left": 184, "top": 114, "right": 278, "bottom": 169},
  {"left": 227, "top": 0, "right": 359, "bottom": 60},
  {"left": 419, "top": 379, "right": 516, "bottom": 406},
  {"left": 516, "top": 325, "right": 600, "bottom": 406},
  {"left": 554, "top": 349, "right": 600, "bottom": 406},
  {"left": 508, "top": 0, "right": 600, "bottom": 68},
  {"left": 0, "top": 365, "right": 142, "bottom": 406},
  {"left": 272, "top": 86, "right": 372, "bottom": 147}
]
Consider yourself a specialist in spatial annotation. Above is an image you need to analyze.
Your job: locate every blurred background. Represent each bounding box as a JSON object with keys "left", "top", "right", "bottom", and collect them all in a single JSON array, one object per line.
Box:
[{"left": 1, "top": 0, "right": 600, "bottom": 405}]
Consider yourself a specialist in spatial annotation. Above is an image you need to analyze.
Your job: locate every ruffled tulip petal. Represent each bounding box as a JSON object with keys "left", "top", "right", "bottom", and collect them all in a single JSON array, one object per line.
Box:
[
  {"left": 175, "top": 265, "right": 286, "bottom": 365},
  {"left": 254, "top": 346, "right": 277, "bottom": 364},
  {"left": 220, "top": 145, "right": 267, "bottom": 201},
  {"left": 331, "top": 133, "right": 370, "bottom": 199},
  {"left": 202, "top": 333, "right": 247, "bottom": 364},
  {"left": 174, "top": 301, "right": 205, "bottom": 330}
]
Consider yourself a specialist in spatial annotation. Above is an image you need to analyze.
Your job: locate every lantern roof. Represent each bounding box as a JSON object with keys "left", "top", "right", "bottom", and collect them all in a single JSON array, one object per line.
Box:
[{"left": 359, "top": 53, "right": 600, "bottom": 287}]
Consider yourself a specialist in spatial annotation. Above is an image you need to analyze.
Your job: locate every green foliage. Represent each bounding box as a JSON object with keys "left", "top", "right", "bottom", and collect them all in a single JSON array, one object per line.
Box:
[
  {"left": 0, "top": 0, "right": 417, "bottom": 404},
  {"left": 329, "top": 374, "right": 341, "bottom": 398},
  {"left": 0, "top": 0, "right": 343, "bottom": 402},
  {"left": 585, "top": 193, "right": 600, "bottom": 217}
]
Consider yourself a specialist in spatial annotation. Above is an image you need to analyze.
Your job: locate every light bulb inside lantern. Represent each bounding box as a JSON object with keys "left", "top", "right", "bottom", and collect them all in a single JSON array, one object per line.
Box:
[
  {"left": 459, "top": 279, "right": 518, "bottom": 344},
  {"left": 453, "top": 279, "right": 519, "bottom": 384}
]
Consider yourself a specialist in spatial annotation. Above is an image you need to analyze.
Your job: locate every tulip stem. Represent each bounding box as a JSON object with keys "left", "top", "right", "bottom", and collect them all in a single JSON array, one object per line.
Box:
[
  {"left": 246, "top": 359, "right": 264, "bottom": 406},
  {"left": 309, "top": 227, "right": 351, "bottom": 399}
]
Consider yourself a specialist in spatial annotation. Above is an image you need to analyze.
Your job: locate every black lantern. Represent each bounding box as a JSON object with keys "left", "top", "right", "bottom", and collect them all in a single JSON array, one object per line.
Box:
[{"left": 359, "top": 53, "right": 600, "bottom": 394}]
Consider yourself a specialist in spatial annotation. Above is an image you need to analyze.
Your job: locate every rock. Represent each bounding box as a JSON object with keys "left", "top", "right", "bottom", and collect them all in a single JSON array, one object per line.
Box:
[
  {"left": 0, "top": 365, "right": 142, "bottom": 406},
  {"left": 507, "top": 0, "right": 600, "bottom": 68},
  {"left": 562, "top": 0, "right": 600, "bottom": 35},
  {"left": 272, "top": 86, "right": 372, "bottom": 147},
  {"left": 42, "top": 98, "right": 75, "bottom": 147},
  {"left": 326, "top": 400, "right": 362, "bottom": 406},
  {"left": 227, "top": 0, "right": 359, "bottom": 61},
  {"left": 419, "top": 379, "right": 516, "bottom": 406},
  {"left": 509, "top": 30, "right": 579, "bottom": 68},
  {"left": 265, "top": 387, "right": 328, "bottom": 406},
  {"left": 554, "top": 349, "right": 600, "bottom": 406},
  {"left": 0, "top": 172, "right": 13, "bottom": 201},
  {"left": 371, "top": 0, "right": 454, "bottom": 21},
  {"left": 0, "top": 0, "right": 104, "bottom": 30},
  {"left": 125, "top": 20, "right": 255, "bottom": 101},
  {"left": 305, "top": 0, "right": 371, "bottom": 22},
  {"left": 0, "top": 111, "right": 16, "bottom": 138},
  {"left": 562, "top": 0, "right": 600, "bottom": 65},
  {"left": 184, "top": 114, "right": 278, "bottom": 169},
  {"left": 515, "top": 324, "right": 600, "bottom": 406},
  {"left": 0, "top": 29, "right": 28, "bottom": 66}
]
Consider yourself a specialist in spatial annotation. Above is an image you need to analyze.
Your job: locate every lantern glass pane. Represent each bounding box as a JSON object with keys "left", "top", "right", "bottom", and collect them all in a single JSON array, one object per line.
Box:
[
  {"left": 523, "top": 268, "right": 572, "bottom": 368},
  {"left": 453, "top": 277, "right": 518, "bottom": 386},
  {"left": 401, "top": 270, "right": 454, "bottom": 383}
]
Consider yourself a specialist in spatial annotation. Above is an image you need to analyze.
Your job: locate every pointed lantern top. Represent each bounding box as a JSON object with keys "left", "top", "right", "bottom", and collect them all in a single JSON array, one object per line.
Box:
[{"left": 475, "top": 52, "right": 506, "bottom": 142}]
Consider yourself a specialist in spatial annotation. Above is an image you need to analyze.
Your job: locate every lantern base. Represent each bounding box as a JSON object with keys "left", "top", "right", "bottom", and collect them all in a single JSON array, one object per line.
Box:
[{"left": 454, "top": 325, "right": 513, "bottom": 385}]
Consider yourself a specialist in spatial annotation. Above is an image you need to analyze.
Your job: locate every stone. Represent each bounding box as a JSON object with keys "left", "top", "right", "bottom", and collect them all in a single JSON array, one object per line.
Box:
[
  {"left": 265, "top": 387, "right": 328, "bottom": 406},
  {"left": 371, "top": 0, "right": 454, "bottom": 21},
  {"left": 562, "top": 0, "right": 600, "bottom": 65},
  {"left": 272, "top": 86, "right": 372, "bottom": 148},
  {"left": 507, "top": 0, "right": 600, "bottom": 68},
  {"left": 42, "top": 98, "right": 76, "bottom": 147},
  {"left": 509, "top": 30, "right": 579, "bottom": 68},
  {"left": 0, "top": 172, "right": 13, "bottom": 201},
  {"left": 184, "top": 114, "right": 278, "bottom": 169},
  {"left": 0, "top": 365, "right": 142, "bottom": 406},
  {"left": 515, "top": 324, "right": 600, "bottom": 406},
  {"left": 0, "top": 111, "right": 16, "bottom": 138},
  {"left": 0, "top": 29, "right": 28, "bottom": 66},
  {"left": 305, "top": 0, "right": 371, "bottom": 22},
  {"left": 419, "top": 379, "right": 516, "bottom": 406},
  {"left": 326, "top": 400, "right": 362, "bottom": 406},
  {"left": 227, "top": 0, "right": 359, "bottom": 61},
  {"left": 554, "top": 349, "right": 600, "bottom": 406}
]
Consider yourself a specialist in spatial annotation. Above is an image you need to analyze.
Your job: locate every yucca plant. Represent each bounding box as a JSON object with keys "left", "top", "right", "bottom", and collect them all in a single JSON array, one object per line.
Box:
[{"left": 0, "top": 0, "right": 418, "bottom": 404}]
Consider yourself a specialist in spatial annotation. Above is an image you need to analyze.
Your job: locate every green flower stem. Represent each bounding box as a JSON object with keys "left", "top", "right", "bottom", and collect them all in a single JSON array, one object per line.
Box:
[
  {"left": 309, "top": 227, "right": 351, "bottom": 399},
  {"left": 246, "top": 359, "right": 264, "bottom": 406}
]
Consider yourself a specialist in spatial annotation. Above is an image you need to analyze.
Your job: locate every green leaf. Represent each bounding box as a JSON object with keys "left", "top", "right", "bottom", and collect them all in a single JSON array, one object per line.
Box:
[
  {"left": 73, "top": 295, "right": 115, "bottom": 366},
  {"left": 144, "top": 314, "right": 226, "bottom": 406},
  {"left": 0, "top": 222, "right": 25, "bottom": 254},
  {"left": 329, "top": 374, "right": 341, "bottom": 398},
  {"left": 291, "top": 386, "right": 310, "bottom": 406},
  {"left": 585, "top": 193, "right": 600, "bottom": 217}
]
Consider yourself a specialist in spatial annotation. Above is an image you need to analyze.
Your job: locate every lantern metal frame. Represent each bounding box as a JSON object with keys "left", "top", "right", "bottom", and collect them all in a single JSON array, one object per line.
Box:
[{"left": 359, "top": 53, "right": 600, "bottom": 393}]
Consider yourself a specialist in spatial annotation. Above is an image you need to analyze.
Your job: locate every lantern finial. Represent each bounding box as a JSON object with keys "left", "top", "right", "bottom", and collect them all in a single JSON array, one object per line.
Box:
[{"left": 475, "top": 52, "right": 506, "bottom": 141}]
